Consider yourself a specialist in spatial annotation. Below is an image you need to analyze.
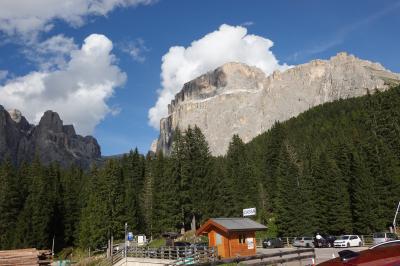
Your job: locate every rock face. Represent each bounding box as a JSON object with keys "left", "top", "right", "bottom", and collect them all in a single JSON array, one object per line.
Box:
[
  {"left": 157, "top": 52, "right": 400, "bottom": 155},
  {"left": 0, "top": 107, "right": 101, "bottom": 168}
]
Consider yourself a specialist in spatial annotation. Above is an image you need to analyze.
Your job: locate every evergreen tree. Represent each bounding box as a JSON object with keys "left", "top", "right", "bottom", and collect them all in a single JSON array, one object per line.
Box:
[
  {"left": 0, "top": 160, "right": 20, "bottom": 249},
  {"left": 225, "top": 135, "right": 257, "bottom": 216}
]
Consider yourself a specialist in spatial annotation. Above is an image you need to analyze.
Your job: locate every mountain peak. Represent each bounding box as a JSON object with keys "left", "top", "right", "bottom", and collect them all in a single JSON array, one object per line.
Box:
[
  {"left": 39, "top": 110, "right": 63, "bottom": 132},
  {"left": 0, "top": 109, "right": 101, "bottom": 168},
  {"left": 157, "top": 53, "right": 400, "bottom": 155},
  {"left": 7, "top": 109, "right": 22, "bottom": 123}
]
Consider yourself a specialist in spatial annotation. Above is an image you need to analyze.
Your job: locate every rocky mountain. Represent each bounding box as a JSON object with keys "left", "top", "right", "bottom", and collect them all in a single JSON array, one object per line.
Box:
[
  {"left": 156, "top": 52, "right": 400, "bottom": 155},
  {"left": 0, "top": 106, "right": 101, "bottom": 168}
]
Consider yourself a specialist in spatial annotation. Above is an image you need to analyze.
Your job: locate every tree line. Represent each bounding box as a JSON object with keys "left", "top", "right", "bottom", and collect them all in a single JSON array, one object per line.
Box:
[{"left": 1, "top": 85, "right": 400, "bottom": 251}]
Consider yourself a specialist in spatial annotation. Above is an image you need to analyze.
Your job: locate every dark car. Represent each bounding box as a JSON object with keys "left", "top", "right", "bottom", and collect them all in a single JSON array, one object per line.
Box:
[
  {"left": 174, "top": 241, "right": 191, "bottom": 247},
  {"left": 172, "top": 241, "right": 193, "bottom": 257},
  {"left": 317, "top": 243, "right": 400, "bottom": 265},
  {"left": 262, "top": 238, "right": 284, "bottom": 248},
  {"left": 191, "top": 242, "right": 208, "bottom": 250},
  {"left": 314, "top": 234, "right": 336, "bottom": 248}
]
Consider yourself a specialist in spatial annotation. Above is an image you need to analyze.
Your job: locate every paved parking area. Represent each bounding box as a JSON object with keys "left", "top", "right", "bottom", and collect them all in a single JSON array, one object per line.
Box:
[{"left": 257, "top": 247, "right": 367, "bottom": 265}]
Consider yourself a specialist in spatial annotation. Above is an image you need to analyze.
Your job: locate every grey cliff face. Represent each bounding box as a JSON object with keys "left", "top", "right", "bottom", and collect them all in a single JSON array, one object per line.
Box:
[
  {"left": 157, "top": 52, "right": 400, "bottom": 156},
  {"left": 0, "top": 108, "right": 101, "bottom": 169}
]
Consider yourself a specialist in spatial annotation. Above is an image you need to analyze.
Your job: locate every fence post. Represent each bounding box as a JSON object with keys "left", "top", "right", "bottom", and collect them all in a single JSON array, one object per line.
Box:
[
  {"left": 313, "top": 248, "right": 316, "bottom": 265},
  {"left": 298, "top": 249, "right": 302, "bottom": 266},
  {"left": 286, "top": 237, "right": 290, "bottom": 247},
  {"left": 361, "top": 235, "right": 365, "bottom": 246}
]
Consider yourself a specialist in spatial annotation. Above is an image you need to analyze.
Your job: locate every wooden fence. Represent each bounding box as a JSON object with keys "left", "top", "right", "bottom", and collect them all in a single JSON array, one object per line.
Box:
[
  {"left": 95, "top": 246, "right": 217, "bottom": 266},
  {"left": 128, "top": 246, "right": 217, "bottom": 262}
]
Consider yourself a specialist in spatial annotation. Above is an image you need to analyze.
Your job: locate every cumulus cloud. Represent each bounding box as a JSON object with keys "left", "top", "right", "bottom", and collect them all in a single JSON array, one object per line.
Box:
[
  {"left": 0, "top": 0, "right": 155, "bottom": 38},
  {"left": 0, "top": 34, "right": 126, "bottom": 135},
  {"left": 23, "top": 34, "right": 78, "bottom": 70},
  {"left": 148, "top": 24, "right": 290, "bottom": 129}
]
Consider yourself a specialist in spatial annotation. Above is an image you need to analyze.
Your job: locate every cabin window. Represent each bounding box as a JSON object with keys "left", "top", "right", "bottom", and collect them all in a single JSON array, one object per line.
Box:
[
  {"left": 239, "top": 234, "right": 246, "bottom": 244},
  {"left": 216, "top": 233, "right": 222, "bottom": 245}
]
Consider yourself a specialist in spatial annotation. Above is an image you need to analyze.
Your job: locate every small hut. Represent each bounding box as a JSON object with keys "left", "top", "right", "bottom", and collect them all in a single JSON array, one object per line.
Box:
[{"left": 196, "top": 218, "right": 267, "bottom": 258}]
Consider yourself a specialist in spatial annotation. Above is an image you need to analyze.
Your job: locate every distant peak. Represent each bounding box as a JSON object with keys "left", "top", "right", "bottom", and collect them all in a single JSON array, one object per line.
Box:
[
  {"left": 39, "top": 110, "right": 63, "bottom": 132},
  {"left": 218, "top": 61, "right": 265, "bottom": 75},
  {"left": 7, "top": 109, "right": 22, "bottom": 123}
]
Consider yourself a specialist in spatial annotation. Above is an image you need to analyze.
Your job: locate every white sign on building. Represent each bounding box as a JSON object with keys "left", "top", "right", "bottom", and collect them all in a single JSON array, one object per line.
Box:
[{"left": 243, "top": 207, "right": 256, "bottom": 217}]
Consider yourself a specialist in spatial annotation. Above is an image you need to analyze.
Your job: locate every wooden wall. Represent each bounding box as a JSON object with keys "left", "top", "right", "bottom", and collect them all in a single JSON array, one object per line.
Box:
[
  {"left": 228, "top": 231, "right": 256, "bottom": 257},
  {"left": 207, "top": 228, "right": 256, "bottom": 258}
]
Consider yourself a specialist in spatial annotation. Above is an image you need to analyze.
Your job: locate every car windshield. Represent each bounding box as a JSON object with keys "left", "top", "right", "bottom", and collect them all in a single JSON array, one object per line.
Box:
[
  {"left": 373, "top": 233, "right": 385, "bottom": 238},
  {"left": 339, "top": 235, "right": 350, "bottom": 240}
]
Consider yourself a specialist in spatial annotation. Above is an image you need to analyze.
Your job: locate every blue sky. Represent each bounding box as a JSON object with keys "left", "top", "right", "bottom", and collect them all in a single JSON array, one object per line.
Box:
[{"left": 0, "top": 0, "right": 399, "bottom": 155}]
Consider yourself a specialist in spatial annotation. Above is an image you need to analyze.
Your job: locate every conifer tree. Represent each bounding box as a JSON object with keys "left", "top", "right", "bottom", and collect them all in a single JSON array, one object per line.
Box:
[{"left": 0, "top": 160, "right": 20, "bottom": 249}]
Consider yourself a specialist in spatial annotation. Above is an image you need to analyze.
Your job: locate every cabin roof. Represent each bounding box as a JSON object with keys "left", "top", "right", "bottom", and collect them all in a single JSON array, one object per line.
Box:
[{"left": 196, "top": 218, "right": 267, "bottom": 235}]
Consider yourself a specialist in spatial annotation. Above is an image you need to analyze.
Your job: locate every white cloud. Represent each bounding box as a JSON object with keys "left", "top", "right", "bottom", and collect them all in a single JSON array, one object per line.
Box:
[
  {"left": 23, "top": 34, "right": 78, "bottom": 70},
  {"left": 0, "top": 34, "right": 126, "bottom": 135},
  {"left": 120, "top": 38, "right": 149, "bottom": 63},
  {"left": 240, "top": 21, "right": 254, "bottom": 27},
  {"left": 0, "top": 0, "right": 155, "bottom": 38},
  {"left": 148, "top": 24, "right": 290, "bottom": 129}
]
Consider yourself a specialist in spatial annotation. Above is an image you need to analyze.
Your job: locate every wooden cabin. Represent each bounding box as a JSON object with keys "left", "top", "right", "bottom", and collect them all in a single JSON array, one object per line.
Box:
[{"left": 196, "top": 218, "right": 267, "bottom": 258}]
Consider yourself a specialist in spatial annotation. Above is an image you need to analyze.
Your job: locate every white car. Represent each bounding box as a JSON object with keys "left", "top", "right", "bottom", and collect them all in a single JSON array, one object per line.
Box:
[{"left": 334, "top": 235, "right": 362, "bottom": 248}]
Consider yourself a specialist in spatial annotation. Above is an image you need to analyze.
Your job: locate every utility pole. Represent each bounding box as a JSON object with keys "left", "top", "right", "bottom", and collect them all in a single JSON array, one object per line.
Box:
[
  {"left": 125, "top": 222, "right": 128, "bottom": 258},
  {"left": 51, "top": 235, "right": 55, "bottom": 257},
  {"left": 393, "top": 201, "right": 400, "bottom": 234}
]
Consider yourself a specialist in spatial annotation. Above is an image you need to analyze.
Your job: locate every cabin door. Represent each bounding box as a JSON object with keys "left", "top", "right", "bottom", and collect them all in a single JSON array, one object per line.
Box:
[{"left": 215, "top": 232, "right": 225, "bottom": 258}]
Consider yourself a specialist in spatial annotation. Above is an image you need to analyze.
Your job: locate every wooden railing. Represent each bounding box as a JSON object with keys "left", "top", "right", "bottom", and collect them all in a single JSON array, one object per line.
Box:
[
  {"left": 190, "top": 249, "right": 315, "bottom": 266},
  {"left": 127, "top": 246, "right": 217, "bottom": 262},
  {"left": 95, "top": 250, "right": 124, "bottom": 266}
]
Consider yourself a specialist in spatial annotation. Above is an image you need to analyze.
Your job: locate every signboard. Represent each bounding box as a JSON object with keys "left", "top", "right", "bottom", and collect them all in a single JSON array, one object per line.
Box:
[
  {"left": 127, "top": 232, "right": 134, "bottom": 241},
  {"left": 137, "top": 235, "right": 146, "bottom": 246},
  {"left": 246, "top": 238, "right": 254, "bottom": 249},
  {"left": 243, "top": 207, "right": 256, "bottom": 217}
]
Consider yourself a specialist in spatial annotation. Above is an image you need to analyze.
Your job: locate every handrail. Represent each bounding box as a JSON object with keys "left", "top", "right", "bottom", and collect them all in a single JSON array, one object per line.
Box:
[{"left": 126, "top": 246, "right": 217, "bottom": 262}]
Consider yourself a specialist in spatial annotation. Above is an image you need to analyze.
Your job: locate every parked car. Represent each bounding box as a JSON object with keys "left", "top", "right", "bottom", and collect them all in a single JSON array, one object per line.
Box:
[
  {"left": 174, "top": 241, "right": 191, "bottom": 247},
  {"left": 318, "top": 243, "right": 400, "bottom": 265},
  {"left": 334, "top": 235, "right": 362, "bottom": 248},
  {"left": 370, "top": 239, "right": 400, "bottom": 249},
  {"left": 373, "top": 232, "right": 398, "bottom": 245},
  {"left": 292, "top": 236, "right": 314, "bottom": 248},
  {"left": 172, "top": 241, "right": 193, "bottom": 257},
  {"left": 314, "top": 234, "right": 336, "bottom": 248},
  {"left": 262, "top": 238, "right": 284, "bottom": 248},
  {"left": 190, "top": 242, "right": 208, "bottom": 250}
]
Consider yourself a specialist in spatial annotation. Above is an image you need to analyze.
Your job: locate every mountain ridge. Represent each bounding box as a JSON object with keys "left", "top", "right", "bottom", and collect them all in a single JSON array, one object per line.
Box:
[
  {"left": 0, "top": 106, "right": 101, "bottom": 168},
  {"left": 156, "top": 52, "right": 400, "bottom": 155}
]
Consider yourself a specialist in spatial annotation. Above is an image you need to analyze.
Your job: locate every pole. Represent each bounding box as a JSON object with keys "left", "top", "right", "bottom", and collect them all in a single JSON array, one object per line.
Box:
[
  {"left": 111, "top": 234, "right": 114, "bottom": 262},
  {"left": 125, "top": 222, "right": 128, "bottom": 258},
  {"left": 393, "top": 201, "right": 400, "bottom": 234},
  {"left": 52, "top": 235, "right": 55, "bottom": 257}
]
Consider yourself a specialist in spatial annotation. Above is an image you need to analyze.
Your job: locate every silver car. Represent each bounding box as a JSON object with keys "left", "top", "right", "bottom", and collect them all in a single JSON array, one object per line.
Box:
[
  {"left": 373, "top": 232, "right": 398, "bottom": 245},
  {"left": 292, "top": 236, "right": 314, "bottom": 248}
]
